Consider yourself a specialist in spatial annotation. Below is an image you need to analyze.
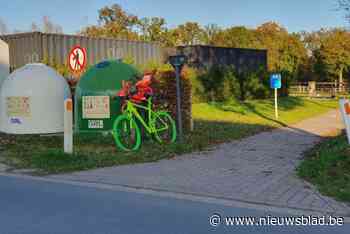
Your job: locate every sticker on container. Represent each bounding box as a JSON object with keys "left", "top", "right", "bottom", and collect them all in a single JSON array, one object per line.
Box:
[
  {"left": 9, "top": 117, "right": 23, "bottom": 125},
  {"left": 82, "top": 96, "right": 110, "bottom": 119},
  {"left": 88, "top": 120, "right": 104, "bottom": 129},
  {"left": 6, "top": 96, "right": 31, "bottom": 117}
]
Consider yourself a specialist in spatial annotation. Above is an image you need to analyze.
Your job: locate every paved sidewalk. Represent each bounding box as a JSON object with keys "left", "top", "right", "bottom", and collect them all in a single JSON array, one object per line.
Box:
[{"left": 49, "top": 110, "right": 350, "bottom": 216}]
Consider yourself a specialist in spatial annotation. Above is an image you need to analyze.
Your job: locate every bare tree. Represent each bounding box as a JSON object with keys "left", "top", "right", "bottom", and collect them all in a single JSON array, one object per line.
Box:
[{"left": 0, "top": 18, "right": 8, "bottom": 35}]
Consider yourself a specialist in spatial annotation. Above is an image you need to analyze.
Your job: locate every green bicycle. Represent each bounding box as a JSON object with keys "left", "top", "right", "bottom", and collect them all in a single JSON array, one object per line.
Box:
[{"left": 112, "top": 97, "right": 177, "bottom": 151}]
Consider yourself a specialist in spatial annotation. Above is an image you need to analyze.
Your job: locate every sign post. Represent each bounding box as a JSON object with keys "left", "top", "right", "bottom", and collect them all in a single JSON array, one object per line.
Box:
[
  {"left": 64, "top": 98, "right": 73, "bottom": 154},
  {"left": 169, "top": 55, "right": 187, "bottom": 142},
  {"left": 65, "top": 45, "right": 87, "bottom": 154},
  {"left": 270, "top": 73, "right": 282, "bottom": 119},
  {"left": 339, "top": 99, "right": 350, "bottom": 144}
]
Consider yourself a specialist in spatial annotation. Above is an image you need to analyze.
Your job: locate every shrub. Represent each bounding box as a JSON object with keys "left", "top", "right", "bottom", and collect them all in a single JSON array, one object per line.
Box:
[
  {"left": 42, "top": 57, "right": 70, "bottom": 77},
  {"left": 191, "top": 65, "right": 270, "bottom": 102},
  {"left": 189, "top": 70, "right": 207, "bottom": 103},
  {"left": 151, "top": 65, "right": 193, "bottom": 132},
  {"left": 243, "top": 69, "right": 270, "bottom": 99},
  {"left": 198, "top": 65, "right": 226, "bottom": 102},
  {"left": 222, "top": 67, "right": 241, "bottom": 101},
  {"left": 123, "top": 55, "right": 135, "bottom": 65}
]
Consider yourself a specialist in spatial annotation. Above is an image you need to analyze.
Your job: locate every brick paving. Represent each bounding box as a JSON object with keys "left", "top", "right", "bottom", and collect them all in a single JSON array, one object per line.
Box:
[{"left": 49, "top": 110, "right": 350, "bottom": 216}]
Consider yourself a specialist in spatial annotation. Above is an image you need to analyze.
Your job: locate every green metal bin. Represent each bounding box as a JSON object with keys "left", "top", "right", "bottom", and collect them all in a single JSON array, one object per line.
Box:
[{"left": 75, "top": 60, "right": 140, "bottom": 133}]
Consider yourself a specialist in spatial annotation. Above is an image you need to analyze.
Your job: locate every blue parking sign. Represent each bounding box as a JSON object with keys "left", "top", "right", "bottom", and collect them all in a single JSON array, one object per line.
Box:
[{"left": 270, "top": 73, "right": 282, "bottom": 89}]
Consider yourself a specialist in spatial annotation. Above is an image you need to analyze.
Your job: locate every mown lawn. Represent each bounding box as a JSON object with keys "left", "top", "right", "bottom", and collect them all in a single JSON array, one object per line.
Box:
[
  {"left": 0, "top": 97, "right": 338, "bottom": 174},
  {"left": 298, "top": 134, "right": 350, "bottom": 202}
]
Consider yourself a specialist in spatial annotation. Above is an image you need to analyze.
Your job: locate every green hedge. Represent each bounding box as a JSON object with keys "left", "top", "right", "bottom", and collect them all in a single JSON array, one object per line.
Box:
[
  {"left": 190, "top": 65, "right": 270, "bottom": 103},
  {"left": 43, "top": 57, "right": 271, "bottom": 103}
]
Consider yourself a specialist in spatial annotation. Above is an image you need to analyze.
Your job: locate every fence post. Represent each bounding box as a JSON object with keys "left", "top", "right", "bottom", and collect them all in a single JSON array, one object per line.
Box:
[
  {"left": 334, "top": 80, "right": 337, "bottom": 96},
  {"left": 308, "top": 81, "right": 316, "bottom": 97}
]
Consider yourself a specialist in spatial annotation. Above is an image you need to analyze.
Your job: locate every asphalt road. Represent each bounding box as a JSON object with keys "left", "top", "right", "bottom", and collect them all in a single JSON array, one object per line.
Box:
[{"left": 0, "top": 175, "right": 348, "bottom": 234}]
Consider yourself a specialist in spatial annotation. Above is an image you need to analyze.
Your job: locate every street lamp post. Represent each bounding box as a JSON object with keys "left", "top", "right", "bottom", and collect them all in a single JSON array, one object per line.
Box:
[{"left": 169, "top": 55, "right": 187, "bottom": 142}]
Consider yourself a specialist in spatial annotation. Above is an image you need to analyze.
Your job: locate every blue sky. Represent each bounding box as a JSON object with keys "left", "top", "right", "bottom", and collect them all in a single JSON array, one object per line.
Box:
[{"left": 0, "top": 0, "right": 347, "bottom": 34}]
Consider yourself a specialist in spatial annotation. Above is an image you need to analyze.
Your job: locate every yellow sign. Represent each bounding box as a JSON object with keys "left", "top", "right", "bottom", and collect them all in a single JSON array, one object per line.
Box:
[
  {"left": 82, "top": 96, "right": 110, "bottom": 119},
  {"left": 6, "top": 96, "right": 31, "bottom": 117}
]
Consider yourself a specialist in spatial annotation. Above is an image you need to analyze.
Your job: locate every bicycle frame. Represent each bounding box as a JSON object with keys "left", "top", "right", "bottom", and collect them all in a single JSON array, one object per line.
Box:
[{"left": 123, "top": 98, "right": 168, "bottom": 134}]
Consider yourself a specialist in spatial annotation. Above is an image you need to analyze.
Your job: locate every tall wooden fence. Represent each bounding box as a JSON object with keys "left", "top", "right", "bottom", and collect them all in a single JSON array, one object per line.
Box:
[
  {"left": 1, "top": 32, "right": 164, "bottom": 71},
  {"left": 177, "top": 45, "right": 267, "bottom": 72}
]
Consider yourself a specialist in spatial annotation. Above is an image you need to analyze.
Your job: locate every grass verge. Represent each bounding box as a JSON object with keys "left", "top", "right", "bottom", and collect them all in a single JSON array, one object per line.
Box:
[
  {"left": 298, "top": 133, "right": 350, "bottom": 202},
  {"left": 0, "top": 97, "right": 338, "bottom": 175}
]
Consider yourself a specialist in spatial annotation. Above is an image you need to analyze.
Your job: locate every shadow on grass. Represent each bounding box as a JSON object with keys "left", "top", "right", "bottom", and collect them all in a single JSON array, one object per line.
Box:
[
  {"left": 212, "top": 97, "right": 305, "bottom": 127},
  {"left": 212, "top": 97, "right": 304, "bottom": 112},
  {"left": 242, "top": 102, "right": 289, "bottom": 127},
  {"left": 305, "top": 98, "right": 338, "bottom": 109},
  {"left": 209, "top": 101, "right": 249, "bottom": 115}
]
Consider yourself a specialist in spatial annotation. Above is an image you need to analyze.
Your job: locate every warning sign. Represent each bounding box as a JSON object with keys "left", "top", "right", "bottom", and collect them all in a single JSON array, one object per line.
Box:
[
  {"left": 68, "top": 45, "right": 87, "bottom": 74},
  {"left": 6, "top": 96, "right": 31, "bottom": 117},
  {"left": 82, "top": 96, "right": 110, "bottom": 119}
]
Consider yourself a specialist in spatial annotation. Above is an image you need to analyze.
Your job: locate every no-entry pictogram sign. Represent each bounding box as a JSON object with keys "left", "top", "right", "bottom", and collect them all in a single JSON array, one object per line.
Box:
[{"left": 68, "top": 45, "right": 87, "bottom": 74}]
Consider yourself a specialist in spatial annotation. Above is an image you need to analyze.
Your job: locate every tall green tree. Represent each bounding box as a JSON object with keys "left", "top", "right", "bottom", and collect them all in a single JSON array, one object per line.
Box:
[
  {"left": 172, "top": 22, "right": 205, "bottom": 46},
  {"left": 82, "top": 4, "right": 139, "bottom": 40},
  {"left": 256, "top": 22, "right": 289, "bottom": 71},
  {"left": 220, "top": 26, "right": 259, "bottom": 48},
  {"left": 202, "top": 24, "right": 222, "bottom": 45},
  {"left": 256, "top": 22, "right": 307, "bottom": 75},
  {"left": 138, "top": 17, "right": 167, "bottom": 42},
  {"left": 299, "top": 29, "right": 333, "bottom": 81},
  {"left": 317, "top": 29, "right": 350, "bottom": 82}
]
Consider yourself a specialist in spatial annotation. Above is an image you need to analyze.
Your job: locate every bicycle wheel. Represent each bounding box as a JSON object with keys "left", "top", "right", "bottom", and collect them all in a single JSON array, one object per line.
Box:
[
  {"left": 112, "top": 115, "right": 141, "bottom": 151},
  {"left": 153, "top": 112, "right": 177, "bottom": 144}
]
